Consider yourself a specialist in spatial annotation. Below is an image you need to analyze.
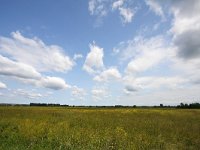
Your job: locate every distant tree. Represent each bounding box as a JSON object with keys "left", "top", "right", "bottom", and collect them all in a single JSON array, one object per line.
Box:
[
  {"left": 180, "top": 103, "right": 184, "bottom": 108},
  {"left": 115, "top": 105, "right": 123, "bottom": 108},
  {"left": 160, "top": 104, "right": 163, "bottom": 107}
]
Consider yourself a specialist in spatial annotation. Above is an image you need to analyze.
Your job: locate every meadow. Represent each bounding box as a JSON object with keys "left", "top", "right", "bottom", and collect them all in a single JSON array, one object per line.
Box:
[{"left": 0, "top": 106, "right": 200, "bottom": 150}]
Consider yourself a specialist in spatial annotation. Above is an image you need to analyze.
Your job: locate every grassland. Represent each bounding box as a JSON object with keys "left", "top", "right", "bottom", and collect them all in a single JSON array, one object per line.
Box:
[{"left": 0, "top": 106, "right": 200, "bottom": 150}]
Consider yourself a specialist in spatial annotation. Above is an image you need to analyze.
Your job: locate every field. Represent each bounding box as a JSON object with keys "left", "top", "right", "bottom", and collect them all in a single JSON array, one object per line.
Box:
[{"left": 0, "top": 106, "right": 200, "bottom": 150}]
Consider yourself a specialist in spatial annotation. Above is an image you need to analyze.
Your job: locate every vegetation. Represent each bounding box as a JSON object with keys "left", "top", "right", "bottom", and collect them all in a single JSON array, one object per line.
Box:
[
  {"left": 0, "top": 106, "right": 200, "bottom": 150},
  {"left": 177, "top": 103, "right": 200, "bottom": 109},
  {"left": 1, "top": 102, "right": 200, "bottom": 109}
]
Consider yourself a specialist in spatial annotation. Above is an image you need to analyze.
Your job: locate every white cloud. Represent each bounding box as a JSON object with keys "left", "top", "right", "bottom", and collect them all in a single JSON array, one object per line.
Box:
[
  {"left": 121, "top": 85, "right": 200, "bottom": 106},
  {"left": 93, "top": 67, "right": 121, "bottom": 82},
  {"left": 119, "top": 36, "right": 171, "bottom": 74},
  {"left": 113, "top": 32, "right": 194, "bottom": 96},
  {"left": 112, "top": 0, "right": 124, "bottom": 10},
  {"left": 13, "top": 89, "right": 43, "bottom": 99},
  {"left": 83, "top": 42, "right": 104, "bottom": 74},
  {"left": 123, "top": 75, "right": 188, "bottom": 94},
  {"left": 119, "top": 7, "right": 134, "bottom": 23},
  {"left": 113, "top": 36, "right": 146, "bottom": 62},
  {"left": 171, "top": 54, "right": 200, "bottom": 84},
  {"left": 0, "top": 55, "right": 69, "bottom": 90},
  {"left": 169, "top": 0, "right": 200, "bottom": 59},
  {"left": 126, "top": 50, "right": 165, "bottom": 74},
  {"left": 0, "top": 55, "right": 41, "bottom": 79},
  {"left": 0, "top": 31, "right": 74, "bottom": 72},
  {"left": 145, "top": 0, "right": 165, "bottom": 20},
  {"left": 113, "top": 36, "right": 170, "bottom": 62},
  {"left": 136, "top": 76, "right": 187, "bottom": 89},
  {"left": 170, "top": 0, "right": 200, "bottom": 35},
  {"left": 91, "top": 87, "right": 110, "bottom": 101},
  {"left": 0, "top": 32, "right": 72, "bottom": 91},
  {"left": 71, "top": 86, "right": 87, "bottom": 100},
  {"left": 73, "top": 54, "right": 83, "bottom": 60},
  {"left": 89, "top": 0, "right": 96, "bottom": 15},
  {"left": 112, "top": 0, "right": 135, "bottom": 24},
  {"left": 145, "top": 0, "right": 200, "bottom": 59},
  {"left": 12, "top": 75, "right": 70, "bottom": 91},
  {"left": 38, "top": 76, "right": 70, "bottom": 90},
  {"left": 149, "top": 0, "right": 200, "bottom": 89},
  {"left": 88, "top": 0, "right": 108, "bottom": 27},
  {"left": 0, "top": 81, "right": 7, "bottom": 89},
  {"left": 89, "top": 0, "right": 136, "bottom": 24},
  {"left": 88, "top": 0, "right": 107, "bottom": 17}
]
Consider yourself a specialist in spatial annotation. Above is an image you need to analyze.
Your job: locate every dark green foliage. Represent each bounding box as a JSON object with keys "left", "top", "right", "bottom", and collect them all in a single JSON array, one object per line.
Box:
[{"left": 177, "top": 103, "right": 200, "bottom": 109}]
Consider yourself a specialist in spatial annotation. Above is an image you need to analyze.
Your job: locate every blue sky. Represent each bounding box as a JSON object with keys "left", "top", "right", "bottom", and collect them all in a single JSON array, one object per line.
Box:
[{"left": 0, "top": 0, "right": 200, "bottom": 105}]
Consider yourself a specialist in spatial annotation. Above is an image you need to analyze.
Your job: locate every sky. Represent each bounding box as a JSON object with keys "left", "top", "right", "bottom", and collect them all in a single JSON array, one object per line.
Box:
[{"left": 0, "top": 0, "right": 200, "bottom": 106}]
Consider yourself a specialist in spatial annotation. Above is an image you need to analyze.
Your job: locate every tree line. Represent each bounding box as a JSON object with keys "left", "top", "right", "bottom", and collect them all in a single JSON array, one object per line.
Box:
[
  {"left": 176, "top": 103, "right": 200, "bottom": 109},
  {"left": 0, "top": 102, "right": 200, "bottom": 108}
]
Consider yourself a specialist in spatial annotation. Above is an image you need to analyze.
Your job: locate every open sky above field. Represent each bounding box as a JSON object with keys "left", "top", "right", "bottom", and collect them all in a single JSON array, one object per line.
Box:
[{"left": 0, "top": 0, "right": 200, "bottom": 105}]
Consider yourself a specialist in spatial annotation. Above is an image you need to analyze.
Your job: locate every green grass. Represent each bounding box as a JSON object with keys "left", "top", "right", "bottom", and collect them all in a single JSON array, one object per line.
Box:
[{"left": 0, "top": 106, "right": 200, "bottom": 150}]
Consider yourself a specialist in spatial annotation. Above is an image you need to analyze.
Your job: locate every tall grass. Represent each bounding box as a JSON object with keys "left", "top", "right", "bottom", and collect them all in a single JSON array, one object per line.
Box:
[{"left": 0, "top": 106, "right": 200, "bottom": 149}]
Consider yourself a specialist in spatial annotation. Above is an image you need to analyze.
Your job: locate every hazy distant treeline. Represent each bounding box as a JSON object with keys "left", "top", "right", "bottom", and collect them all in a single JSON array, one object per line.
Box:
[{"left": 0, "top": 102, "right": 200, "bottom": 108}]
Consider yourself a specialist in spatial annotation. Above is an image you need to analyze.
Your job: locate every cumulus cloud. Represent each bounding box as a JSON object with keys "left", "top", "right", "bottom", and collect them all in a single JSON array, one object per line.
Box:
[
  {"left": 0, "top": 54, "right": 69, "bottom": 90},
  {"left": 83, "top": 43, "right": 122, "bottom": 83},
  {"left": 0, "top": 81, "right": 7, "bottom": 89},
  {"left": 175, "top": 30, "right": 200, "bottom": 59},
  {"left": 38, "top": 76, "right": 70, "bottom": 90},
  {"left": 145, "top": 0, "right": 200, "bottom": 65},
  {"left": 113, "top": 31, "right": 194, "bottom": 95},
  {"left": 0, "top": 55, "right": 41, "bottom": 79},
  {"left": 169, "top": 0, "right": 200, "bottom": 60},
  {"left": 0, "top": 31, "right": 73, "bottom": 91},
  {"left": 0, "top": 31, "right": 74, "bottom": 72},
  {"left": 93, "top": 67, "right": 121, "bottom": 82},
  {"left": 145, "top": 0, "right": 200, "bottom": 88},
  {"left": 16, "top": 76, "right": 69, "bottom": 90},
  {"left": 83, "top": 42, "right": 104, "bottom": 74}
]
